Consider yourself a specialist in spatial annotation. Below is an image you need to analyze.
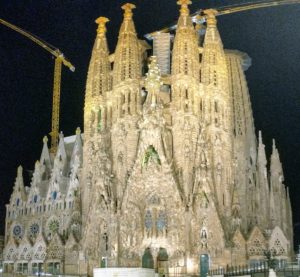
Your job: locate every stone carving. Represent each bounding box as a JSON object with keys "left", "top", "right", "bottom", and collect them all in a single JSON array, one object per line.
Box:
[{"left": 3, "top": 1, "right": 293, "bottom": 275}]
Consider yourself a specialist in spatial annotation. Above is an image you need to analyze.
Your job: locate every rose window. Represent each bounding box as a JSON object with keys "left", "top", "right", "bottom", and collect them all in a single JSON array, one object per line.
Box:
[
  {"left": 49, "top": 219, "right": 59, "bottom": 233},
  {"left": 13, "top": 225, "right": 22, "bottom": 238},
  {"left": 30, "top": 223, "right": 40, "bottom": 236}
]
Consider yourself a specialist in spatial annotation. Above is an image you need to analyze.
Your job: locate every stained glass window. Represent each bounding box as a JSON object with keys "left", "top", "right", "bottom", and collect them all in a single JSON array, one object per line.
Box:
[
  {"left": 142, "top": 146, "right": 161, "bottom": 166},
  {"left": 157, "top": 211, "right": 167, "bottom": 231},
  {"left": 49, "top": 219, "right": 59, "bottom": 233},
  {"left": 145, "top": 210, "right": 152, "bottom": 229},
  {"left": 52, "top": 191, "right": 57, "bottom": 200},
  {"left": 13, "top": 225, "right": 22, "bottom": 237},
  {"left": 30, "top": 223, "right": 39, "bottom": 235}
]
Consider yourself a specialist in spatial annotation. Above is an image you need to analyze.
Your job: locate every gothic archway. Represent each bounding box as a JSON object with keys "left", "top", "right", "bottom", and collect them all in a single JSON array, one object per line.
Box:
[
  {"left": 157, "top": 248, "right": 169, "bottom": 276},
  {"left": 142, "top": 248, "right": 154, "bottom": 269}
]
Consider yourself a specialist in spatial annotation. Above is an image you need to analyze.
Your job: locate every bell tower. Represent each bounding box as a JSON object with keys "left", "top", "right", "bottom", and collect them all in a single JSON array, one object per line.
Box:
[
  {"left": 82, "top": 16, "right": 112, "bottom": 222},
  {"left": 110, "top": 3, "right": 142, "bottom": 208}
]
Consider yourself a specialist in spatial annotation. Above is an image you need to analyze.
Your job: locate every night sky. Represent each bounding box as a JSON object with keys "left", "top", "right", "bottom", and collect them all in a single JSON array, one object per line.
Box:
[{"left": 0, "top": 0, "right": 299, "bottom": 250}]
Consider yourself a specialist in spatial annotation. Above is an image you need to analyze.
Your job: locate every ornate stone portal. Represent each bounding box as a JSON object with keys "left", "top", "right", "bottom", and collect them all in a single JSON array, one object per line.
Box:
[{"left": 3, "top": 1, "right": 293, "bottom": 276}]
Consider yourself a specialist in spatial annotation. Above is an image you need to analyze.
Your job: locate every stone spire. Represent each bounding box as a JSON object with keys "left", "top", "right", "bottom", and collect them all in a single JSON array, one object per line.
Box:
[
  {"left": 257, "top": 131, "right": 267, "bottom": 168},
  {"left": 286, "top": 187, "right": 294, "bottom": 251},
  {"left": 52, "top": 132, "right": 67, "bottom": 180},
  {"left": 178, "top": 0, "right": 191, "bottom": 15},
  {"left": 26, "top": 160, "right": 42, "bottom": 205},
  {"left": 280, "top": 185, "right": 287, "bottom": 231},
  {"left": 170, "top": 0, "right": 201, "bottom": 204},
  {"left": 113, "top": 3, "right": 141, "bottom": 86},
  {"left": 203, "top": 9, "right": 222, "bottom": 46},
  {"left": 270, "top": 140, "right": 284, "bottom": 196},
  {"left": 84, "top": 16, "right": 111, "bottom": 138},
  {"left": 270, "top": 139, "right": 285, "bottom": 229},
  {"left": 16, "top": 166, "right": 24, "bottom": 190},
  {"left": 85, "top": 16, "right": 111, "bottom": 100},
  {"left": 176, "top": 0, "right": 193, "bottom": 28},
  {"left": 172, "top": 0, "right": 199, "bottom": 81},
  {"left": 40, "top": 136, "right": 52, "bottom": 169},
  {"left": 256, "top": 131, "right": 270, "bottom": 228},
  {"left": 199, "top": 8, "right": 233, "bottom": 221},
  {"left": 31, "top": 160, "right": 42, "bottom": 187},
  {"left": 11, "top": 165, "right": 27, "bottom": 204},
  {"left": 37, "top": 136, "right": 52, "bottom": 182},
  {"left": 68, "top": 129, "right": 82, "bottom": 207},
  {"left": 70, "top": 127, "right": 83, "bottom": 168},
  {"left": 56, "top": 132, "right": 67, "bottom": 160},
  {"left": 269, "top": 177, "right": 276, "bottom": 228},
  {"left": 201, "top": 9, "right": 226, "bottom": 86},
  {"left": 270, "top": 139, "right": 284, "bottom": 182}
]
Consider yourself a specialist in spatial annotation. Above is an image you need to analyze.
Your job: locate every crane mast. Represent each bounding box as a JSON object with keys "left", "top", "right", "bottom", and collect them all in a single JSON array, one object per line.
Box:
[
  {"left": 51, "top": 57, "right": 63, "bottom": 153},
  {"left": 0, "top": 18, "right": 75, "bottom": 154},
  {"left": 2, "top": 0, "right": 299, "bottom": 153}
]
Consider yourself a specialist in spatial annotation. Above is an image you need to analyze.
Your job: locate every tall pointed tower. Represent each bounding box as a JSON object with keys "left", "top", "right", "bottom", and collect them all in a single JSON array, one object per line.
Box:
[
  {"left": 270, "top": 140, "right": 286, "bottom": 229},
  {"left": 3, "top": 2, "right": 294, "bottom": 276},
  {"left": 110, "top": 3, "right": 142, "bottom": 208},
  {"left": 84, "top": 16, "right": 111, "bottom": 138},
  {"left": 171, "top": 0, "right": 201, "bottom": 205},
  {"left": 171, "top": 0, "right": 199, "bottom": 111},
  {"left": 255, "top": 131, "right": 270, "bottom": 229},
  {"left": 201, "top": 9, "right": 234, "bottom": 222},
  {"left": 226, "top": 49, "right": 257, "bottom": 232},
  {"left": 82, "top": 17, "right": 112, "bottom": 221},
  {"left": 113, "top": 3, "right": 141, "bottom": 88}
]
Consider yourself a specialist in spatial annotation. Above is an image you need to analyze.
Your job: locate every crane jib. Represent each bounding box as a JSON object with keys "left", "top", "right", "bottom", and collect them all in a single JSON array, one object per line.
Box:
[
  {"left": 144, "top": 0, "right": 300, "bottom": 40},
  {"left": 0, "top": 17, "right": 75, "bottom": 154}
]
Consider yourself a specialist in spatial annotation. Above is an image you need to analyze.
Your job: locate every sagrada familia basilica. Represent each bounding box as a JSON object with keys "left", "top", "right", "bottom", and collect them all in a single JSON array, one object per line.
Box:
[{"left": 2, "top": 0, "right": 293, "bottom": 275}]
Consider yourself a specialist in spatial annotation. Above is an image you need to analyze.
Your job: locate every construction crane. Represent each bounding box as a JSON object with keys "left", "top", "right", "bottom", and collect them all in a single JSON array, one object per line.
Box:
[
  {"left": 0, "top": 18, "right": 75, "bottom": 154},
  {"left": 145, "top": 0, "right": 300, "bottom": 39},
  {"left": 144, "top": 0, "right": 300, "bottom": 79}
]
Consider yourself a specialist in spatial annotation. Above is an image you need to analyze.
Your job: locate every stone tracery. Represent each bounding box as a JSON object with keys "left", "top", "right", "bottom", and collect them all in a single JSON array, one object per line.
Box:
[{"left": 2, "top": 1, "right": 294, "bottom": 275}]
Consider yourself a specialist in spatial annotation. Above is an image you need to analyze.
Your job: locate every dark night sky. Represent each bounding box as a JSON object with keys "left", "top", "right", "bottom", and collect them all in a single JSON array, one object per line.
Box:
[{"left": 0, "top": 0, "right": 299, "bottom": 249}]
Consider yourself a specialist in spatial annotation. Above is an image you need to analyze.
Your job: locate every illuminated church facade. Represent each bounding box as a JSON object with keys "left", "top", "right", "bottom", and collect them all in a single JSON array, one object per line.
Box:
[{"left": 2, "top": 1, "right": 293, "bottom": 275}]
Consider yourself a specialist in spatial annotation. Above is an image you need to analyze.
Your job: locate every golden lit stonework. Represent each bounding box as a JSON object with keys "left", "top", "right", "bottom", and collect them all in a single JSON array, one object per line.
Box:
[
  {"left": 2, "top": 1, "right": 293, "bottom": 276},
  {"left": 95, "top": 16, "right": 109, "bottom": 35},
  {"left": 204, "top": 9, "right": 218, "bottom": 26},
  {"left": 121, "top": 3, "right": 136, "bottom": 19},
  {"left": 177, "top": 0, "right": 192, "bottom": 15}
]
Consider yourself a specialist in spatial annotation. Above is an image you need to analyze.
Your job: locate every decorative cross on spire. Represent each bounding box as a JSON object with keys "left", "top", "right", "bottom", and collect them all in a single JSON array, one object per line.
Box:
[
  {"left": 43, "top": 136, "right": 48, "bottom": 144},
  {"left": 17, "top": 165, "right": 23, "bottom": 177},
  {"left": 121, "top": 3, "right": 136, "bottom": 19},
  {"left": 95, "top": 17, "right": 109, "bottom": 35},
  {"left": 177, "top": 0, "right": 192, "bottom": 16},
  {"left": 204, "top": 9, "right": 218, "bottom": 27},
  {"left": 76, "top": 127, "right": 81, "bottom": 135}
]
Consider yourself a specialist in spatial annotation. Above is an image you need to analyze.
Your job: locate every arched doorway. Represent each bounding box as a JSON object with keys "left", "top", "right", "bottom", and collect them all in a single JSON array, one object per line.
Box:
[
  {"left": 157, "top": 248, "right": 168, "bottom": 276},
  {"left": 142, "top": 248, "right": 154, "bottom": 269},
  {"left": 200, "top": 254, "right": 209, "bottom": 277}
]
